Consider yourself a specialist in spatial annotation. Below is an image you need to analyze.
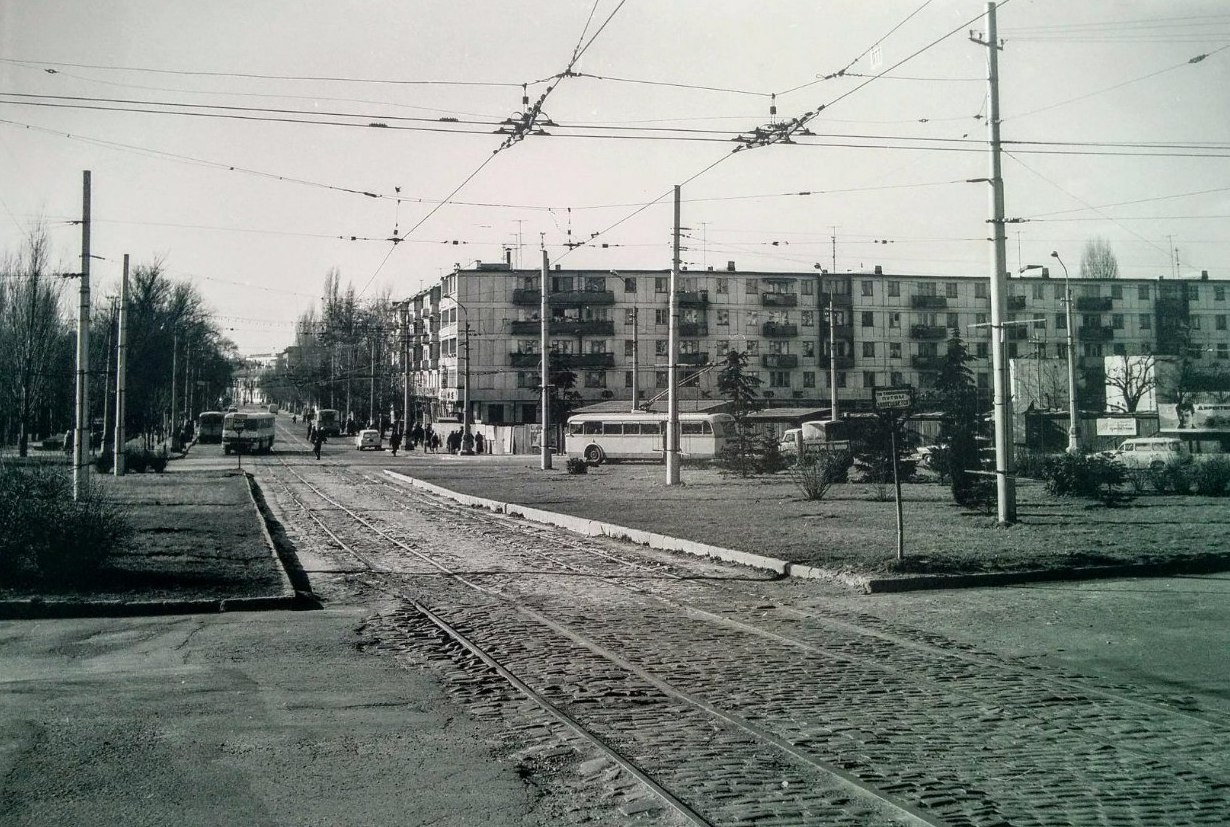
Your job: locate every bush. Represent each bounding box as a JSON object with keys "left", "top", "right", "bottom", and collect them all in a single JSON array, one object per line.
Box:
[
  {"left": 149, "top": 451, "right": 168, "bottom": 473},
  {"left": 0, "top": 464, "right": 131, "bottom": 586},
  {"left": 125, "top": 449, "right": 149, "bottom": 473},
  {"left": 787, "top": 450, "right": 850, "bottom": 501},
  {"left": 717, "top": 433, "right": 788, "bottom": 477},
  {"left": 1156, "top": 461, "right": 1194, "bottom": 495},
  {"left": 565, "top": 457, "right": 589, "bottom": 475},
  {"left": 1190, "top": 457, "right": 1230, "bottom": 496},
  {"left": 94, "top": 450, "right": 114, "bottom": 473},
  {"left": 1015, "top": 450, "right": 1058, "bottom": 481},
  {"left": 1042, "top": 453, "right": 1133, "bottom": 505}
]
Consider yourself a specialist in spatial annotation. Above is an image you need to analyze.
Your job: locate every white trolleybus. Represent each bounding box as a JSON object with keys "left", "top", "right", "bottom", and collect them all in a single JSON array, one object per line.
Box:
[
  {"left": 222, "top": 411, "right": 276, "bottom": 455},
  {"left": 565, "top": 411, "right": 734, "bottom": 465}
]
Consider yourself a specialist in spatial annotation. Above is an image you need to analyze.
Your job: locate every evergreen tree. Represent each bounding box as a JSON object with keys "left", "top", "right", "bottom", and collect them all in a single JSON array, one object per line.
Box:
[
  {"left": 934, "top": 330, "right": 984, "bottom": 505},
  {"left": 716, "top": 350, "right": 777, "bottom": 475}
]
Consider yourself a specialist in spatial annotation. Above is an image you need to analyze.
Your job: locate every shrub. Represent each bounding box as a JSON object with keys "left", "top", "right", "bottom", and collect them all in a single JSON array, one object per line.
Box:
[
  {"left": 787, "top": 450, "right": 849, "bottom": 501},
  {"left": 565, "top": 457, "right": 589, "bottom": 475},
  {"left": 149, "top": 451, "right": 168, "bottom": 473},
  {"left": 1042, "top": 453, "right": 1133, "bottom": 505},
  {"left": 717, "top": 433, "right": 788, "bottom": 477},
  {"left": 0, "top": 464, "right": 131, "bottom": 586},
  {"left": 94, "top": 450, "right": 114, "bottom": 473},
  {"left": 125, "top": 449, "right": 149, "bottom": 473},
  {"left": 1015, "top": 450, "right": 1058, "bottom": 481},
  {"left": 1164, "top": 461, "right": 1194, "bottom": 495},
  {"left": 1190, "top": 457, "right": 1230, "bottom": 496}
]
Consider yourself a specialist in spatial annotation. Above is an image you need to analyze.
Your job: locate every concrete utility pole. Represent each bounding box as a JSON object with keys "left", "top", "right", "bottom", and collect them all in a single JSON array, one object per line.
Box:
[
  {"left": 828, "top": 295, "right": 840, "bottom": 420},
  {"left": 114, "top": 254, "right": 128, "bottom": 476},
  {"left": 1050, "top": 252, "right": 1081, "bottom": 454},
  {"left": 631, "top": 306, "right": 640, "bottom": 411},
  {"left": 540, "top": 249, "right": 552, "bottom": 470},
  {"left": 972, "top": 1, "right": 1016, "bottom": 524},
  {"left": 666, "top": 184, "right": 681, "bottom": 485},
  {"left": 170, "top": 332, "right": 178, "bottom": 449},
  {"left": 73, "top": 170, "right": 91, "bottom": 501}
]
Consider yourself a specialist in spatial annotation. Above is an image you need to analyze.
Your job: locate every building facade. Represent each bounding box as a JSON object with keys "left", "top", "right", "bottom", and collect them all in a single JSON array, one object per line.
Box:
[{"left": 398, "top": 261, "right": 1229, "bottom": 427}]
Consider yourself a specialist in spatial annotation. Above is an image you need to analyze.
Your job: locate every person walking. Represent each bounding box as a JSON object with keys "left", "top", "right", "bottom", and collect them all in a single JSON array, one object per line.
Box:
[
  {"left": 311, "top": 425, "right": 326, "bottom": 460},
  {"left": 411, "top": 422, "right": 424, "bottom": 451},
  {"left": 390, "top": 419, "right": 403, "bottom": 457},
  {"left": 474, "top": 432, "right": 485, "bottom": 454}
]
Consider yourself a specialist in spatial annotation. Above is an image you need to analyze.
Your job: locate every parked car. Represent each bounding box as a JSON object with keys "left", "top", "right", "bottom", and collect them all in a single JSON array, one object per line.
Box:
[
  {"left": 355, "top": 429, "right": 382, "bottom": 451},
  {"left": 1106, "top": 437, "right": 1189, "bottom": 470}
]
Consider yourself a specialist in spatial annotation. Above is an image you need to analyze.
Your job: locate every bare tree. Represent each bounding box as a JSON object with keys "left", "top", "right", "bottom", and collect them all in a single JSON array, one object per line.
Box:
[
  {"left": 1104, "top": 354, "right": 1155, "bottom": 413},
  {"left": 1080, "top": 237, "right": 1119, "bottom": 279}
]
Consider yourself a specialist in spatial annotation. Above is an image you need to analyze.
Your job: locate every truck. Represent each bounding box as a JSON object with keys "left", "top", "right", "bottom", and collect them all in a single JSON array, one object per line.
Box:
[{"left": 778, "top": 419, "right": 854, "bottom": 457}]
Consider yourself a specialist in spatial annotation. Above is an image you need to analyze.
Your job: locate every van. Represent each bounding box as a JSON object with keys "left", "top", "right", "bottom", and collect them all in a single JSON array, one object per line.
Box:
[{"left": 1109, "top": 437, "right": 1188, "bottom": 470}]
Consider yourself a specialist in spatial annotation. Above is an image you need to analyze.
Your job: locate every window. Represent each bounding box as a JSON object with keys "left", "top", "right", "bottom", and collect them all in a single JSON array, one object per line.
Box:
[
  {"left": 716, "top": 340, "right": 730, "bottom": 357},
  {"left": 1080, "top": 283, "right": 1102, "bottom": 298},
  {"left": 516, "top": 339, "right": 539, "bottom": 354},
  {"left": 976, "top": 342, "right": 988, "bottom": 359},
  {"left": 918, "top": 282, "right": 936, "bottom": 297},
  {"left": 1083, "top": 343, "right": 1104, "bottom": 358},
  {"left": 624, "top": 371, "right": 633, "bottom": 387},
  {"left": 551, "top": 275, "right": 574, "bottom": 293},
  {"left": 801, "top": 279, "right": 814, "bottom": 296},
  {"left": 1056, "top": 313, "right": 1067, "bottom": 330},
  {"left": 516, "top": 372, "right": 536, "bottom": 388},
  {"left": 918, "top": 312, "right": 938, "bottom": 327},
  {"left": 888, "top": 312, "right": 901, "bottom": 329},
  {"left": 1191, "top": 316, "right": 1202, "bottom": 330},
  {"left": 891, "top": 371, "right": 904, "bottom": 385},
  {"left": 655, "top": 277, "right": 668, "bottom": 293},
  {"left": 1113, "top": 343, "right": 1126, "bottom": 356},
  {"left": 801, "top": 310, "right": 815, "bottom": 327},
  {"left": 623, "top": 277, "right": 637, "bottom": 293},
  {"left": 946, "top": 312, "right": 960, "bottom": 330},
  {"left": 1218, "top": 343, "right": 1229, "bottom": 360},
  {"left": 551, "top": 338, "right": 576, "bottom": 354},
  {"left": 717, "top": 309, "right": 730, "bottom": 326},
  {"left": 1057, "top": 342, "right": 1067, "bottom": 359},
  {"left": 746, "top": 279, "right": 759, "bottom": 294},
  {"left": 655, "top": 370, "right": 668, "bottom": 388},
  {"left": 1215, "top": 285, "right": 1226, "bottom": 301},
  {"left": 803, "top": 371, "right": 816, "bottom": 388},
  {"left": 1111, "top": 284, "right": 1122, "bottom": 299},
  {"left": 918, "top": 342, "right": 939, "bottom": 358},
  {"left": 1138, "top": 284, "right": 1150, "bottom": 300},
  {"left": 975, "top": 282, "right": 989, "bottom": 299},
  {"left": 745, "top": 340, "right": 760, "bottom": 355},
  {"left": 1055, "top": 284, "right": 1065, "bottom": 300},
  {"left": 861, "top": 280, "right": 874, "bottom": 297},
  {"left": 863, "top": 371, "right": 877, "bottom": 388},
  {"left": 836, "top": 372, "right": 847, "bottom": 388},
  {"left": 1111, "top": 314, "right": 1124, "bottom": 329},
  {"left": 655, "top": 339, "right": 668, "bottom": 356},
  {"left": 655, "top": 308, "right": 669, "bottom": 325},
  {"left": 862, "top": 341, "right": 876, "bottom": 358},
  {"left": 584, "top": 371, "right": 607, "bottom": 388},
  {"left": 1032, "top": 284, "right": 1046, "bottom": 300},
  {"left": 716, "top": 278, "right": 729, "bottom": 294},
  {"left": 888, "top": 281, "right": 900, "bottom": 297},
  {"left": 1217, "top": 315, "right": 1227, "bottom": 331},
  {"left": 769, "top": 371, "right": 791, "bottom": 388},
  {"left": 977, "top": 373, "right": 990, "bottom": 390},
  {"left": 1187, "top": 284, "right": 1200, "bottom": 300},
  {"left": 861, "top": 311, "right": 875, "bottom": 328},
  {"left": 1139, "top": 313, "right": 1151, "bottom": 330},
  {"left": 584, "top": 276, "right": 606, "bottom": 292},
  {"left": 803, "top": 341, "right": 816, "bottom": 358},
  {"left": 768, "top": 310, "right": 790, "bottom": 325},
  {"left": 946, "top": 282, "right": 959, "bottom": 299},
  {"left": 1082, "top": 314, "right": 1101, "bottom": 328},
  {"left": 623, "top": 340, "right": 635, "bottom": 357},
  {"left": 976, "top": 313, "right": 989, "bottom": 327},
  {"left": 889, "top": 342, "right": 902, "bottom": 359}
]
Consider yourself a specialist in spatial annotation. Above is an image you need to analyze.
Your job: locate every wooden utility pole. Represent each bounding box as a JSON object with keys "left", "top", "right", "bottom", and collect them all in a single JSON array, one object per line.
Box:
[{"left": 73, "top": 171, "right": 91, "bottom": 501}]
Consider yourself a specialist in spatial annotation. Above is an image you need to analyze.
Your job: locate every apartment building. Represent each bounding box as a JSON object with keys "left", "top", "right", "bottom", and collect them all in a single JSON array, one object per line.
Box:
[{"left": 398, "top": 261, "right": 1228, "bottom": 427}]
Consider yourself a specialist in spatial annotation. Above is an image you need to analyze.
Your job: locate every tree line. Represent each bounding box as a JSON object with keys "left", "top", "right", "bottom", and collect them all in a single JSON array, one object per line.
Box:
[{"left": 0, "top": 229, "right": 238, "bottom": 456}]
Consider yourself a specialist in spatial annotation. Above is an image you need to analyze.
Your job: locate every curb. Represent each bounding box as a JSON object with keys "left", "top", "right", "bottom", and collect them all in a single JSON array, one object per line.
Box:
[{"left": 382, "top": 470, "right": 1230, "bottom": 594}]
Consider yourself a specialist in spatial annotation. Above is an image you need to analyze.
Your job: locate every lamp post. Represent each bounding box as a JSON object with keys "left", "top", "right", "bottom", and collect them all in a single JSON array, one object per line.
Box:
[{"left": 1050, "top": 252, "right": 1081, "bottom": 454}]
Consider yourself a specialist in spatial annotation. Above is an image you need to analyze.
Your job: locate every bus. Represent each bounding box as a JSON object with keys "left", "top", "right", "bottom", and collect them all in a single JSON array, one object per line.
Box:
[
  {"left": 222, "top": 411, "right": 276, "bottom": 454},
  {"left": 565, "top": 411, "right": 734, "bottom": 464},
  {"left": 197, "top": 411, "right": 224, "bottom": 444},
  {"left": 267, "top": 403, "right": 279, "bottom": 415},
  {"left": 316, "top": 408, "right": 340, "bottom": 437}
]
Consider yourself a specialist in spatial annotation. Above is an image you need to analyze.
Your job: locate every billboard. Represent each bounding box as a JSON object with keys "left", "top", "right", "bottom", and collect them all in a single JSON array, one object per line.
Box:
[{"left": 1158, "top": 402, "right": 1230, "bottom": 432}]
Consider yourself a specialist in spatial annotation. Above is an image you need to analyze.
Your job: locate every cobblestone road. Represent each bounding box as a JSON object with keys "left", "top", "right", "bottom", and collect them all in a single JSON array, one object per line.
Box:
[{"left": 254, "top": 449, "right": 1230, "bottom": 826}]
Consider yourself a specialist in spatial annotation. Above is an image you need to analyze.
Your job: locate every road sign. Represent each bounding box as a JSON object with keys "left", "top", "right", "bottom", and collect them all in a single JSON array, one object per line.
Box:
[{"left": 873, "top": 386, "right": 913, "bottom": 411}]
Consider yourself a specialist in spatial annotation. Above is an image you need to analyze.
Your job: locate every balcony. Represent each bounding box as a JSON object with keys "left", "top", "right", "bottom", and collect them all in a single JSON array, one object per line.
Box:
[
  {"left": 761, "top": 353, "right": 799, "bottom": 369},
  {"left": 911, "top": 295, "right": 948, "bottom": 309},
  {"left": 1007, "top": 295, "right": 1027, "bottom": 311},
  {"left": 678, "top": 322, "right": 709, "bottom": 337},
  {"left": 1075, "top": 296, "right": 1113, "bottom": 312},
  {"left": 512, "top": 288, "right": 540, "bottom": 306},
  {"left": 910, "top": 324, "right": 948, "bottom": 340},
  {"left": 508, "top": 319, "right": 615, "bottom": 336},
  {"left": 830, "top": 355, "right": 855, "bottom": 370},
  {"left": 508, "top": 352, "right": 542, "bottom": 368},
  {"left": 679, "top": 352, "right": 709, "bottom": 366},
  {"left": 911, "top": 355, "right": 946, "bottom": 372},
  {"left": 820, "top": 323, "right": 854, "bottom": 339},
  {"left": 549, "top": 289, "right": 615, "bottom": 306},
  {"left": 823, "top": 292, "right": 854, "bottom": 308},
  {"left": 761, "top": 293, "right": 799, "bottom": 308},
  {"left": 677, "top": 290, "right": 710, "bottom": 306},
  {"left": 762, "top": 322, "right": 798, "bottom": 338},
  {"left": 1078, "top": 326, "right": 1114, "bottom": 342},
  {"left": 555, "top": 352, "right": 616, "bottom": 369}
]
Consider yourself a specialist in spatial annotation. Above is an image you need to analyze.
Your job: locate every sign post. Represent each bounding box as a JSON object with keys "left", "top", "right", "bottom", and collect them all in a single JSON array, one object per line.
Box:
[
  {"left": 873, "top": 386, "right": 914, "bottom": 564},
  {"left": 232, "top": 418, "right": 246, "bottom": 472}
]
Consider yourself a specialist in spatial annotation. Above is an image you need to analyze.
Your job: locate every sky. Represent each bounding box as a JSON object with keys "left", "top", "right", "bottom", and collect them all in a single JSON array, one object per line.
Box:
[{"left": 2, "top": 0, "right": 1228, "bottom": 355}]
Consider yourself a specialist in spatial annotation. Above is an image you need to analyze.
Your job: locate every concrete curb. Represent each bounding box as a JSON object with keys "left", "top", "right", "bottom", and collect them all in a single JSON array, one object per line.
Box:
[{"left": 382, "top": 470, "right": 1230, "bottom": 594}]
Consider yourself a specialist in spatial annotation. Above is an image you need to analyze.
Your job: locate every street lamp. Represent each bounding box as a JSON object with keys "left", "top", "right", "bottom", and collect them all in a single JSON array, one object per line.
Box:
[{"left": 1024, "top": 255, "right": 1080, "bottom": 454}]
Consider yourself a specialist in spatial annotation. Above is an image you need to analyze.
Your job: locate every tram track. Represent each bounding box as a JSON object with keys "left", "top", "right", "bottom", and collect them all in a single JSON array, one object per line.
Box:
[{"left": 254, "top": 453, "right": 1230, "bottom": 825}]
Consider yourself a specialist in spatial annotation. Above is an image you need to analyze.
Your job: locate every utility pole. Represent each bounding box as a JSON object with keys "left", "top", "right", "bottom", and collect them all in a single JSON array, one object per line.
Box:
[
  {"left": 460, "top": 316, "right": 473, "bottom": 455},
  {"left": 631, "top": 306, "right": 640, "bottom": 411},
  {"left": 170, "top": 332, "right": 178, "bottom": 449},
  {"left": 369, "top": 334, "right": 376, "bottom": 426},
  {"left": 828, "top": 295, "right": 840, "bottom": 421},
  {"left": 539, "top": 249, "right": 552, "bottom": 469},
  {"left": 972, "top": 1, "right": 1016, "bottom": 524},
  {"left": 73, "top": 170, "right": 91, "bottom": 501},
  {"left": 114, "top": 254, "right": 128, "bottom": 476},
  {"left": 101, "top": 298, "right": 115, "bottom": 457},
  {"left": 666, "top": 184, "right": 681, "bottom": 485}
]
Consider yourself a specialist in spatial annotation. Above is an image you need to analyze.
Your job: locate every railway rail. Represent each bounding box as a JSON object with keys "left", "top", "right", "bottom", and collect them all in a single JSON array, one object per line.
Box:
[{"left": 248, "top": 436, "right": 1230, "bottom": 826}]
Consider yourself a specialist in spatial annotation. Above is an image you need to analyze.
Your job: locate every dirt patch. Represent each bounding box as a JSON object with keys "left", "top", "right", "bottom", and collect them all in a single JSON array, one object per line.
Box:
[{"left": 0, "top": 469, "right": 290, "bottom": 606}]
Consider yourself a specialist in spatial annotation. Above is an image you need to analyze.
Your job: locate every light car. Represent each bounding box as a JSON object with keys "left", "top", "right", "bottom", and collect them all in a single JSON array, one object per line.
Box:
[
  {"left": 1107, "top": 437, "right": 1188, "bottom": 470},
  {"left": 778, "top": 429, "right": 802, "bottom": 456},
  {"left": 355, "top": 429, "right": 383, "bottom": 451}
]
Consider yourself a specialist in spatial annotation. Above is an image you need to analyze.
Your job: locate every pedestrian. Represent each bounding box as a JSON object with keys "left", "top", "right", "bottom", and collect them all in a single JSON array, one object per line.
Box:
[
  {"left": 311, "top": 426, "right": 326, "bottom": 460},
  {"left": 429, "top": 431, "right": 441, "bottom": 452},
  {"left": 390, "top": 418, "right": 403, "bottom": 457},
  {"left": 474, "top": 432, "right": 485, "bottom": 454},
  {"left": 412, "top": 423, "right": 424, "bottom": 450}
]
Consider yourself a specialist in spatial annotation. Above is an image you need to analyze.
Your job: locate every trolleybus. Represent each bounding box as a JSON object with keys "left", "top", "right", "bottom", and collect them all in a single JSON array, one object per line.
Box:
[
  {"left": 565, "top": 411, "right": 733, "bottom": 464},
  {"left": 196, "top": 411, "right": 224, "bottom": 444},
  {"left": 222, "top": 411, "right": 276, "bottom": 454},
  {"left": 316, "top": 408, "right": 340, "bottom": 437}
]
